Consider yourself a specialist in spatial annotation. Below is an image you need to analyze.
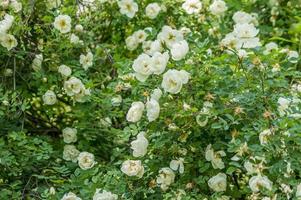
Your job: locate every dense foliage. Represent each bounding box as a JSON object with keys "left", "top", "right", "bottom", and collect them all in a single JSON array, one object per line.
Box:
[{"left": 1, "top": 0, "right": 301, "bottom": 199}]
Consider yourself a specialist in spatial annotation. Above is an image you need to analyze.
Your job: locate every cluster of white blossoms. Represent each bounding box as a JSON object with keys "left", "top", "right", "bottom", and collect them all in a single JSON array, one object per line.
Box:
[
  {"left": 126, "top": 88, "right": 162, "bottom": 123},
  {"left": 60, "top": 126, "right": 96, "bottom": 170},
  {"left": 0, "top": 14, "right": 17, "bottom": 50},
  {"left": 221, "top": 11, "right": 260, "bottom": 51}
]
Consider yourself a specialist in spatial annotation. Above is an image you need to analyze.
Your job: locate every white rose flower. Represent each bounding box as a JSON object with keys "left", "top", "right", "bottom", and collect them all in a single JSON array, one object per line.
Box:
[
  {"left": 58, "top": 65, "right": 72, "bottom": 77},
  {"left": 32, "top": 54, "right": 43, "bottom": 72},
  {"left": 209, "top": 0, "right": 227, "bottom": 15},
  {"left": 143, "top": 40, "right": 163, "bottom": 56},
  {"left": 0, "top": 34, "right": 17, "bottom": 51},
  {"left": 287, "top": 50, "right": 299, "bottom": 63},
  {"left": 61, "top": 192, "right": 81, "bottom": 200},
  {"left": 93, "top": 189, "right": 118, "bottom": 200},
  {"left": 63, "top": 145, "right": 80, "bottom": 162},
  {"left": 161, "top": 69, "right": 190, "bottom": 94},
  {"left": 182, "top": 0, "right": 202, "bottom": 14},
  {"left": 170, "top": 158, "right": 184, "bottom": 174},
  {"left": 232, "top": 11, "right": 253, "bottom": 24},
  {"left": 151, "top": 52, "right": 169, "bottom": 75},
  {"left": 220, "top": 33, "right": 242, "bottom": 50},
  {"left": 151, "top": 88, "right": 163, "bottom": 101},
  {"left": 208, "top": 173, "right": 227, "bottom": 192},
  {"left": 146, "top": 98, "right": 160, "bottom": 122},
  {"left": 47, "top": 0, "right": 61, "bottom": 9},
  {"left": 77, "top": 152, "right": 96, "bottom": 170},
  {"left": 126, "top": 101, "right": 145, "bottom": 122},
  {"left": 64, "top": 77, "right": 85, "bottom": 96},
  {"left": 62, "top": 127, "right": 77, "bottom": 143},
  {"left": 42, "top": 90, "right": 57, "bottom": 105},
  {"left": 80, "top": 52, "right": 93, "bottom": 70},
  {"left": 233, "top": 23, "right": 259, "bottom": 38},
  {"left": 132, "top": 53, "right": 153, "bottom": 82},
  {"left": 171, "top": 40, "right": 189, "bottom": 61},
  {"left": 126, "top": 35, "right": 139, "bottom": 51},
  {"left": 121, "top": 160, "right": 144, "bottom": 178},
  {"left": 145, "top": 3, "right": 161, "bottom": 19},
  {"left": 157, "top": 26, "right": 184, "bottom": 49},
  {"left": 53, "top": 15, "right": 71, "bottom": 34},
  {"left": 259, "top": 129, "right": 272, "bottom": 145},
  {"left": 205, "top": 144, "right": 226, "bottom": 169},
  {"left": 75, "top": 24, "right": 84, "bottom": 32},
  {"left": 249, "top": 175, "right": 273, "bottom": 192},
  {"left": 118, "top": 0, "right": 138, "bottom": 18},
  {"left": 0, "top": 14, "right": 14, "bottom": 34},
  {"left": 130, "top": 132, "right": 148, "bottom": 157},
  {"left": 156, "top": 167, "right": 175, "bottom": 191},
  {"left": 133, "top": 30, "right": 148, "bottom": 43}
]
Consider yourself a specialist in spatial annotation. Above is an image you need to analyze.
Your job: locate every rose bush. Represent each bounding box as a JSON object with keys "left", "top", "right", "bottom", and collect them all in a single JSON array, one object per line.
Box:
[{"left": 0, "top": 0, "right": 301, "bottom": 199}]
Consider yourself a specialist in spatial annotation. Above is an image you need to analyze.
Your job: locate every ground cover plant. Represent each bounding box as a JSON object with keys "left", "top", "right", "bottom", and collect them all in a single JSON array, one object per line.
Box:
[{"left": 0, "top": 0, "right": 301, "bottom": 199}]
